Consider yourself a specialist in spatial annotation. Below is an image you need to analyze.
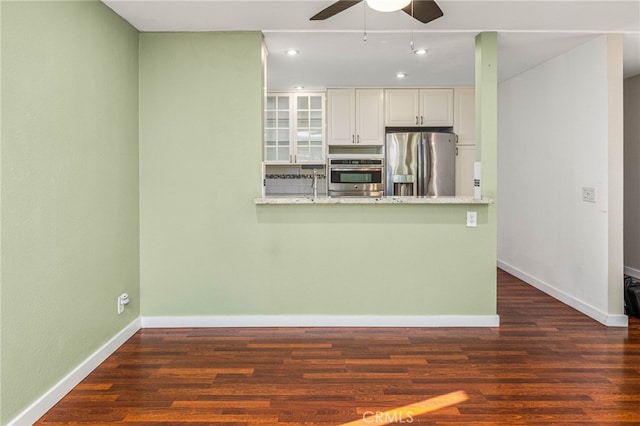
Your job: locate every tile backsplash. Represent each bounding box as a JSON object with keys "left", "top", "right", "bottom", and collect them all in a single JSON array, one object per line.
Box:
[{"left": 264, "top": 165, "right": 327, "bottom": 196}]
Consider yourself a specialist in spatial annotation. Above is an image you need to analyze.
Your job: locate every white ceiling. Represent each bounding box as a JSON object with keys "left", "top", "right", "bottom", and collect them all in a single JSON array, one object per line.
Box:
[{"left": 102, "top": 0, "right": 640, "bottom": 89}]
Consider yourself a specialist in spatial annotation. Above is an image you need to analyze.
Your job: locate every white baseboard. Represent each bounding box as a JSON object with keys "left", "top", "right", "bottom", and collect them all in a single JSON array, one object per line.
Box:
[
  {"left": 624, "top": 266, "right": 640, "bottom": 279},
  {"left": 141, "top": 315, "right": 500, "bottom": 328},
  {"left": 498, "top": 260, "right": 628, "bottom": 328},
  {"left": 8, "top": 318, "right": 142, "bottom": 426}
]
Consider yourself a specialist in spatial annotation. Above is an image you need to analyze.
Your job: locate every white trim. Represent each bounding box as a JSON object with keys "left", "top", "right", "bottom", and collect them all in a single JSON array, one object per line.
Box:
[
  {"left": 603, "top": 314, "right": 630, "bottom": 327},
  {"left": 624, "top": 266, "right": 640, "bottom": 279},
  {"left": 8, "top": 318, "right": 142, "bottom": 426},
  {"left": 498, "top": 260, "right": 628, "bottom": 328},
  {"left": 141, "top": 315, "right": 500, "bottom": 328}
]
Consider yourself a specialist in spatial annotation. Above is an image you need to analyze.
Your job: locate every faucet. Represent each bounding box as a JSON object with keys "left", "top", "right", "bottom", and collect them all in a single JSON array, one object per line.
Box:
[{"left": 311, "top": 169, "right": 318, "bottom": 198}]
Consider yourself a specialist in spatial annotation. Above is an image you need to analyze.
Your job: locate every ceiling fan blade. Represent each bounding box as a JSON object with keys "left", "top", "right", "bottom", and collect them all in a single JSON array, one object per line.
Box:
[
  {"left": 402, "top": 0, "right": 444, "bottom": 24},
  {"left": 310, "top": 0, "right": 363, "bottom": 20}
]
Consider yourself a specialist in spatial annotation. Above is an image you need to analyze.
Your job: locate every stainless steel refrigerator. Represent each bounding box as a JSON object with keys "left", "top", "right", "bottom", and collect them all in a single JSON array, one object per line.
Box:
[{"left": 385, "top": 132, "right": 456, "bottom": 197}]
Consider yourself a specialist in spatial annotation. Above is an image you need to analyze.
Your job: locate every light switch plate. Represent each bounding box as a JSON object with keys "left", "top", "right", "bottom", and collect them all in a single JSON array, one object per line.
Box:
[
  {"left": 582, "top": 187, "right": 596, "bottom": 203},
  {"left": 467, "top": 211, "right": 477, "bottom": 227}
]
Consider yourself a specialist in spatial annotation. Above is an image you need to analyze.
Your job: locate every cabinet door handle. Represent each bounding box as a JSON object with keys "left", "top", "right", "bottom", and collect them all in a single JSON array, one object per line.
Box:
[
  {"left": 415, "top": 116, "right": 419, "bottom": 125},
  {"left": 352, "top": 135, "right": 355, "bottom": 144},
  {"left": 421, "top": 116, "right": 424, "bottom": 125},
  {"left": 357, "top": 135, "right": 360, "bottom": 144},
  {"left": 456, "top": 147, "right": 459, "bottom": 156}
]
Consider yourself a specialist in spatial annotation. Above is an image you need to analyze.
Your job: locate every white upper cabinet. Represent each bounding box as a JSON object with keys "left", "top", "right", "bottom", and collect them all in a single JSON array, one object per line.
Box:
[
  {"left": 384, "top": 89, "right": 419, "bottom": 127},
  {"left": 264, "top": 93, "right": 293, "bottom": 163},
  {"left": 420, "top": 89, "right": 454, "bottom": 127},
  {"left": 328, "top": 89, "right": 384, "bottom": 146},
  {"left": 327, "top": 89, "right": 355, "bottom": 145},
  {"left": 454, "top": 88, "right": 476, "bottom": 145},
  {"left": 355, "top": 89, "right": 385, "bottom": 145},
  {"left": 264, "top": 92, "right": 325, "bottom": 164},
  {"left": 385, "top": 88, "right": 454, "bottom": 127},
  {"left": 294, "top": 93, "right": 325, "bottom": 163}
]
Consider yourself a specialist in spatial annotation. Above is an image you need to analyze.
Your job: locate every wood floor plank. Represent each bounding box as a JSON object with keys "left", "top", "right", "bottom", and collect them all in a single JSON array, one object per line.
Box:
[{"left": 35, "top": 269, "right": 640, "bottom": 424}]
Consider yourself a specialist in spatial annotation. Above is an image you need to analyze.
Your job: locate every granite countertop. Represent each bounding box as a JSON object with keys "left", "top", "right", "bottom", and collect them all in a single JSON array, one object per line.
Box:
[{"left": 254, "top": 196, "right": 494, "bottom": 205}]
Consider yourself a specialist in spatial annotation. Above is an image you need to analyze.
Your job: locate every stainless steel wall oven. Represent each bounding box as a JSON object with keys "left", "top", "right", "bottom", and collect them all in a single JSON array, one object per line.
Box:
[{"left": 328, "top": 157, "right": 384, "bottom": 197}]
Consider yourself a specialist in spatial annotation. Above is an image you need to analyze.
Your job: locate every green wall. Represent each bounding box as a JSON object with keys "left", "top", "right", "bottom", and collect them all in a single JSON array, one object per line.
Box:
[
  {"left": 139, "top": 32, "right": 497, "bottom": 317},
  {"left": 476, "top": 32, "right": 498, "bottom": 303},
  {"left": 1, "top": 1, "right": 139, "bottom": 422}
]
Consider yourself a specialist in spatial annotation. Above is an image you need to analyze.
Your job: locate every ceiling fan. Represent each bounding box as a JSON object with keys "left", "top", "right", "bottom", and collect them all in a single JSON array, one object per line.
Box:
[{"left": 310, "top": 0, "right": 444, "bottom": 24}]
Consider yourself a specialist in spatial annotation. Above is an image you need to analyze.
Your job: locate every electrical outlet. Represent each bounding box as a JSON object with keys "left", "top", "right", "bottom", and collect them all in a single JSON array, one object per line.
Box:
[
  {"left": 582, "top": 187, "right": 596, "bottom": 203},
  {"left": 467, "top": 211, "right": 477, "bottom": 227},
  {"left": 117, "top": 293, "right": 129, "bottom": 315}
]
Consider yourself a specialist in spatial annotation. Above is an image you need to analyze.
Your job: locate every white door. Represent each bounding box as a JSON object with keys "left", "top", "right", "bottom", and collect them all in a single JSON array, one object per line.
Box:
[
  {"left": 264, "top": 94, "right": 293, "bottom": 163},
  {"left": 420, "top": 89, "right": 454, "bottom": 127},
  {"left": 327, "top": 89, "right": 356, "bottom": 145},
  {"left": 356, "top": 89, "right": 384, "bottom": 145},
  {"left": 294, "top": 93, "right": 325, "bottom": 163},
  {"left": 385, "top": 89, "right": 419, "bottom": 127}
]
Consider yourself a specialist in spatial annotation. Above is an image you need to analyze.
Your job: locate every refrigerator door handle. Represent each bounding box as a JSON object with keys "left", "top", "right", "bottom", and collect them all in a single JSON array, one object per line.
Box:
[{"left": 417, "top": 139, "right": 425, "bottom": 196}]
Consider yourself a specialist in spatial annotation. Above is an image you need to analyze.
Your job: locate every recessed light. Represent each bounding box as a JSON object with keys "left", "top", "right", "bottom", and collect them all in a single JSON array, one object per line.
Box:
[
  {"left": 413, "top": 48, "right": 428, "bottom": 55},
  {"left": 294, "top": 86, "right": 304, "bottom": 90},
  {"left": 286, "top": 49, "right": 299, "bottom": 56},
  {"left": 396, "top": 72, "right": 408, "bottom": 79}
]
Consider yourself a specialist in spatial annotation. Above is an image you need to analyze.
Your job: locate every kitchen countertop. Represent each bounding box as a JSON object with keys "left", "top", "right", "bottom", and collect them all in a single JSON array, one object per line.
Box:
[{"left": 254, "top": 196, "right": 494, "bottom": 205}]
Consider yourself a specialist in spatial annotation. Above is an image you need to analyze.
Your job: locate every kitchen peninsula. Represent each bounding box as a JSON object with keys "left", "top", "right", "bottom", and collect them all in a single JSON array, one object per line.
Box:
[{"left": 255, "top": 196, "right": 493, "bottom": 204}]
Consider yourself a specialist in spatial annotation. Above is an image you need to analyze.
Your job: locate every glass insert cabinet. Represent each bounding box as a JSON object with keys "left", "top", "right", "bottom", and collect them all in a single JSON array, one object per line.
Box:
[{"left": 264, "top": 92, "right": 325, "bottom": 164}]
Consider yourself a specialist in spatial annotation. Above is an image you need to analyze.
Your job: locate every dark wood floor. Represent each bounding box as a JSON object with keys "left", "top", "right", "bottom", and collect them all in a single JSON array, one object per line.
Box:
[{"left": 37, "top": 269, "right": 640, "bottom": 425}]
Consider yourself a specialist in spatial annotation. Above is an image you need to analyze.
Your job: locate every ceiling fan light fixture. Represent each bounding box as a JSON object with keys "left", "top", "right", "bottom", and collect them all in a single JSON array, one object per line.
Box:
[{"left": 366, "top": 0, "right": 411, "bottom": 13}]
